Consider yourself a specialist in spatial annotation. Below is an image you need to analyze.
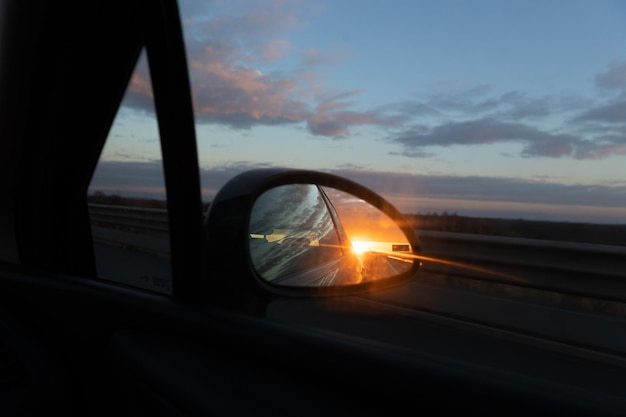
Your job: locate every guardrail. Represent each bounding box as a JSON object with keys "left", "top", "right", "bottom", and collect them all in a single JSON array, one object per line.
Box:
[
  {"left": 416, "top": 229, "right": 626, "bottom": 303},
  {"left": 88, "top": 204, "right": 170, "bottom": 234},
  {"left": 87, "top": 204, "right": 626, "bottom": 303}
]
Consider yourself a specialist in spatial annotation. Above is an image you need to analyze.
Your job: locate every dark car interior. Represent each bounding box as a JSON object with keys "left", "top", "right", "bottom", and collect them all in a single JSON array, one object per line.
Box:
[{"left": 0, "top": 1, "right": 625, "bottom": 416}]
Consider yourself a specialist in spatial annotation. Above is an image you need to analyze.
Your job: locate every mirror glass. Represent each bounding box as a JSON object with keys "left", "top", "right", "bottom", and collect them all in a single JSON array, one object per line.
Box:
[
  {"left": 322, "top": 187, "right": 415, "bottom": 280},
  {"left": 249, "top": 184, "right": 415, "bottom": 287}
]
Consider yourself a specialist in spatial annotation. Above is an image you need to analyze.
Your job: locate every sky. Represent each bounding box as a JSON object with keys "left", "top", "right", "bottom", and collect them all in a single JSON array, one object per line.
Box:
[{"left": 90, "top": 0, "right": 626, "bottom": 224}]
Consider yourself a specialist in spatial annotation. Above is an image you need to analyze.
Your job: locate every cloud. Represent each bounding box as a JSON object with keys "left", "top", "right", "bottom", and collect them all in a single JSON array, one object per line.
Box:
[
  {"left": 87, "top": 160, "right": 626, "bottom": 223},
  {"left": 307, "top": 91, "right": 402, "bottom": 137},
  {"left": 89, "top": 160, "right": 166, "bottom": 194},
  {"left": 188, "top": 48, "right": 310, "bottom": 127},
  {"left": 121, "top": 54, "right": 154, "bottom": 115},
  {"left": 91, "top": 160, "right": 626, "bottom": 208},
  {"left": 394, "top": 118, "right": 536, "bottom": 147},
  {"left": 431, "top": 86, "right": 596, "bottom": 123},
  {"left": 89, "top": 160, "right": 275, "bottom": 199},
  {"left": 391, "top": 117, "right": 626, "bottom": 160},
  {"left": 118, "top": 1, "right": 391, "bottom": 139},
  {"left": 126, "top": 55, "right": 394, "bottom": 137},
  {"left": 572, "top": 135, "right": 626, "bottom": 160},
  {"left": 331, "top": 169, "right": 626, "bottom": 209},
  {"left": 119, "top": 2, "right": 626, "bottom": 160},
  {"left": 595, "top": 61, "right": 626, "bottom": 91},
  {"left": 575, "top": 101, "right": 626, "bottom": 124},
  {"left": 417, "top": 85, "right": 553, "bottom": 120},
  {"left": 520, "top": 134, "right": 577, "bottom": 158},
  {"left": 122, "top": 43, "right": 313, "bottom": 129}
]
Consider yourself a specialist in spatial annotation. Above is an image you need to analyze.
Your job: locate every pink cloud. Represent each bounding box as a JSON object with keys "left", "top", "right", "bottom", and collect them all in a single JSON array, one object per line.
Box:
[
  {"left": 188, "top": 46, "right": 309, "bottom": 125},
  {"left": 119, "top": 1, "right": 412, "bottom": 136},
  {"left": 128, "top": 72, "right": 152, "bottom": 99}
]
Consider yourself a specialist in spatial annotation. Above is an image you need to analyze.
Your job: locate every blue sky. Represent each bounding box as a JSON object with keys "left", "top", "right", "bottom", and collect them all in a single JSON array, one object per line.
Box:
[{"left": 91, "top": 0, "right": 626, "bottom": 223}]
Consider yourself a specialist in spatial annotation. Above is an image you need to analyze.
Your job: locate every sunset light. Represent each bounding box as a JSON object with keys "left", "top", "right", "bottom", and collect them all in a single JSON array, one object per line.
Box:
[{"left": 350, "top": 239, "right": 372, "bottom": 256}]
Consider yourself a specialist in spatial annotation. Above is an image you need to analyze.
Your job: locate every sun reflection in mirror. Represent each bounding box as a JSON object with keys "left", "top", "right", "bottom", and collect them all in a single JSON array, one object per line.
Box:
[
  {"left": 350, "top": 239, "right": 372, "bottom": 255},
  {"left": 323, "top": 187, "right": 526, "bottom": 284},
  {"left": 323, "top": 186, "right": 416, "bottom": 280}
]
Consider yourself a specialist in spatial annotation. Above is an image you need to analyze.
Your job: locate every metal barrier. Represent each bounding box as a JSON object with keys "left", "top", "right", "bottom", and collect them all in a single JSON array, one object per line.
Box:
[{"left": 88, "top": 204, "right": 170, "bottom": 234}]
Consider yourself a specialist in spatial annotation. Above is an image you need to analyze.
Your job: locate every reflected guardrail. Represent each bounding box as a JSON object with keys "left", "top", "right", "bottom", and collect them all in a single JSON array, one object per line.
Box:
[{"left": 87, "top": 204, "right": 626, "bottom": 302}]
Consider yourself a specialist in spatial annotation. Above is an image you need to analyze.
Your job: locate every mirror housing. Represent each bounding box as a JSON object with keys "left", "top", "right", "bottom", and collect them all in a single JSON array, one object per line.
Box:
[{"left": 203, "top": 168, "right": 421, "bottom": 298}]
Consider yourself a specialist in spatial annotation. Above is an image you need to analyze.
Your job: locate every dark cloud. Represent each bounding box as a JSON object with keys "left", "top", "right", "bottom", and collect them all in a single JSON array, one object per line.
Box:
[
  {"left": 498, "top": 94, "right": 552, "bottom": 120},
  {"left": 575, "top": 101, "right": 626, "bottom": 123},
  {"left": 89, "top": 160, "right": 166, "bottom": 193},
  {"left": 87, "top": 161, "right": 626, "bottom": 223},
  {"left": 394, "top": 118, "right": 540, "bottom": 147},
  {"left": 332, "top": 169, "right": 626, "bottom": 208},
  {"left": 520, "top": 135, "right": 577, "bottom": 158},
  {"left": 420, "top": 86, "right": 551, "bottom": 119},
  {"left": 89, "top": 160, "right": 271, "bottom": 199},
  {"left": 307, "top": 92, "right": 402, "bottom": 137},
  {"left": 391, "top": 118, "right": 626, "bottom": 160},
  {"left": 595, "top": 61, "right": 626, "bottom": 91},
  {"left": 573, "top": 135, "right": 626, "bottom": 160},
  {"left": 90, "top": 160, "right": 626, "bottom": 210}
]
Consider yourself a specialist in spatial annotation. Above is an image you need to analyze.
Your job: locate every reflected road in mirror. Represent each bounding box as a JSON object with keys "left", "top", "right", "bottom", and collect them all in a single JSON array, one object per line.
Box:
[
  {"left": 249, "top": 184, "right": 362, "bottom": 286},
  {"left": 248, "top": 184, "right": 416, "bottom": 288}
]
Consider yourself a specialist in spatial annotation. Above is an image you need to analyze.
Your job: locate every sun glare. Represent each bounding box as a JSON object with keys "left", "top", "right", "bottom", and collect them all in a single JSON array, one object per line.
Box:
[{"left": 350, "top": 239, "right": 372, "bottom": 255}]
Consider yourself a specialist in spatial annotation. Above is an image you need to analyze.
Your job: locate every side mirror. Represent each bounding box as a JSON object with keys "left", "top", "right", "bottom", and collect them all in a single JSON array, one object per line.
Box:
[{"left": 204, "top": 169, "right": 421, "bottom": 297}]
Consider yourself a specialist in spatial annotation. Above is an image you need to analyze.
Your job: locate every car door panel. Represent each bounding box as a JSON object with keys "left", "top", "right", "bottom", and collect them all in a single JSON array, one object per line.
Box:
[{"left": 2, "top": 265, "right": 625, "bottom": 416}]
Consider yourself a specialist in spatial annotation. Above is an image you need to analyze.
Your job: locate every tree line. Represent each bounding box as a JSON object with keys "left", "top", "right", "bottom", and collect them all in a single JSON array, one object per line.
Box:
[{"left": 406, "top": 212, "right": 626, "bottom": 246}]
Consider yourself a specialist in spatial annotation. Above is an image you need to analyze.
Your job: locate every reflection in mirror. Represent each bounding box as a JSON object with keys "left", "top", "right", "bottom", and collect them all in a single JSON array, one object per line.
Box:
[
  {"left": 249, "top": 184, "right": 415, "bottom": 288},
  {"left": 322, "top": 187, "right": 415, "bottom": 281},
  {"left": 249, "top": 184, "right": 360, "bottom": 286}
]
